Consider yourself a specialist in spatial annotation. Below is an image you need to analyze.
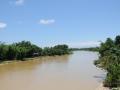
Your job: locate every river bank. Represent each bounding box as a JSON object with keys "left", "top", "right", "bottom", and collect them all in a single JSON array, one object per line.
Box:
[
  {"left": 0, "top": 55, "right": 70, "bottom": 66},
  {"left": 0, "top": 57, "right": 38, "bottom": 66},
  {"left": 96, "top": 84, "right": 110, "bottom": 90}
]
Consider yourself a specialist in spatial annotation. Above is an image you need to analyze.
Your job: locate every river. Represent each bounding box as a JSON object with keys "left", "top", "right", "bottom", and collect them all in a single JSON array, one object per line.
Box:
[{"left": 0, "top": 51, "right": 105, "bottom": 90}]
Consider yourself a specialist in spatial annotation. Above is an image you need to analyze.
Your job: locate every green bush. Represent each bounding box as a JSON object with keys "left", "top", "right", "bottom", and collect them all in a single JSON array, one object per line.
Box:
[
  {"left": 95, "top": 35, "right": 120, "bottom": 88},
  {"left": 0, "top": 41, "right": 71, "bottom": 61}
]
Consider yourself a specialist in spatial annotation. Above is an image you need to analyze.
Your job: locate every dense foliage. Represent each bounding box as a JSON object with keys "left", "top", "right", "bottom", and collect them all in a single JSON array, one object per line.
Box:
[
  {"left": 0, "top": 41, "right": 71, "bottom": 61},
  {"left": 94, "top": 36, "right": 120, "bottom": 88}
]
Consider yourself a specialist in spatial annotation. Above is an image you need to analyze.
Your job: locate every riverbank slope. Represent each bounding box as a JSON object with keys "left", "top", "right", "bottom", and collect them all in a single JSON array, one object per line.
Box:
[{"left": 96, "top": 84, "right": 110, "bottom": 90}]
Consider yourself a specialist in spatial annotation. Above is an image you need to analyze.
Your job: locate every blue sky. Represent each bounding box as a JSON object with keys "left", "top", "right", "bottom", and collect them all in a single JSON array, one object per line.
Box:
[{"left": 0, "top": 0, "right": 120, "bottom": 48}]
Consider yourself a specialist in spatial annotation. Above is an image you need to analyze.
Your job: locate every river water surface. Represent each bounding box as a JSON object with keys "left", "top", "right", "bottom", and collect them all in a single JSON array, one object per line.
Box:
[{"left": 0, "top": 51, "right": 105, "bottom": 90}]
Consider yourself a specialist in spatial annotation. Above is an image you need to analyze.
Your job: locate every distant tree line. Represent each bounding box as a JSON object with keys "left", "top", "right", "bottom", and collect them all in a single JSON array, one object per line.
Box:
[
  {"left": 70, "top": 47, "right": 99, "bottom": 51},
  {"left": 0, "top": 41, "right": 71, "bottom": 61},
  {"left": 94, "top": 35, "right": 120, "bottom": 88}
]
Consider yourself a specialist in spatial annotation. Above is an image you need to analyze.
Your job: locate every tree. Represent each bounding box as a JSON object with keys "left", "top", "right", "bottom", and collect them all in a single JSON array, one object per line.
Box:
[
  {"left": 115, "top": 35, "right": 120, "bottom": 46},
  {"left": 6, "top": 45, "right": 17, "bottom": 60},
  {"left": 16, "top": 47, "right": 27, "bottom": 60},
  {"left": 99, "top": 38, "right": 114, "bottom": 57},
  {"left": 0, "top": 44, "right": 7, "bottom": 60}
]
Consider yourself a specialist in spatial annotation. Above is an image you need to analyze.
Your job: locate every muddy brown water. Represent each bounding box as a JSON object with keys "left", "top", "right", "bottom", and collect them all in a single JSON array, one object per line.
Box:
[{"left": 0, "top": 51, "right": 105, "bottom": 90}]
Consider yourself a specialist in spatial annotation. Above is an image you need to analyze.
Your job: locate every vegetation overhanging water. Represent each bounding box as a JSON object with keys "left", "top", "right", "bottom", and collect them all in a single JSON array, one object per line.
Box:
[{"left": 94, "top": 35, "right": 120, "bottom": 89}]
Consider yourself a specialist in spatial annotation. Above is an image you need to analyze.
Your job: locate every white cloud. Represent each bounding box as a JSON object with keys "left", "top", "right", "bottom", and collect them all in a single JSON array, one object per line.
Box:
[
  {"left": 15, "top": 0, "right": 24, "bottom": 6},
  {"left": 39, "top": 19, "right": 55, "bottom": 25},
  {"left": 0, "top": 22, "right": 7, "bottom": 29},
  {"left": 68, "top": 41, "right": 100, "bottom": 48}
]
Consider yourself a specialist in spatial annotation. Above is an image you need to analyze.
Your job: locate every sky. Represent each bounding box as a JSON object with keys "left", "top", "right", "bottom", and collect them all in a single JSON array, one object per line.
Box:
[{"left": 0, "top": 0, "right": 120, "bottom": 48}]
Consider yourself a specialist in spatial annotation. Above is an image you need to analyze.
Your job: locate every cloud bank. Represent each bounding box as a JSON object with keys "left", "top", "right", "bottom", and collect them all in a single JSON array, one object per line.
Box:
[{"left": 68, "top": 41, "right": 100, "bottom": 48}]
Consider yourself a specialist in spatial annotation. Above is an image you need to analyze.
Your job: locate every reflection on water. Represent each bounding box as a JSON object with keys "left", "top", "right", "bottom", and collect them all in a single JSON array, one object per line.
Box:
[{"left": 0, "top": 51, "right": 104, "bottom": 90}]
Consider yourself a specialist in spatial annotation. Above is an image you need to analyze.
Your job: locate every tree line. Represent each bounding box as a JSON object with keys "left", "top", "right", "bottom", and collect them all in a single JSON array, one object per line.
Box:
[
  {"left": 0, "top": 41, "right": 71, "bottom": 61},
  {"left": 70, "top": 47, "right": 99, "bottom": 51},
  {"left": 94, "top": 35, "right": 120, "bottom": 88}
]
